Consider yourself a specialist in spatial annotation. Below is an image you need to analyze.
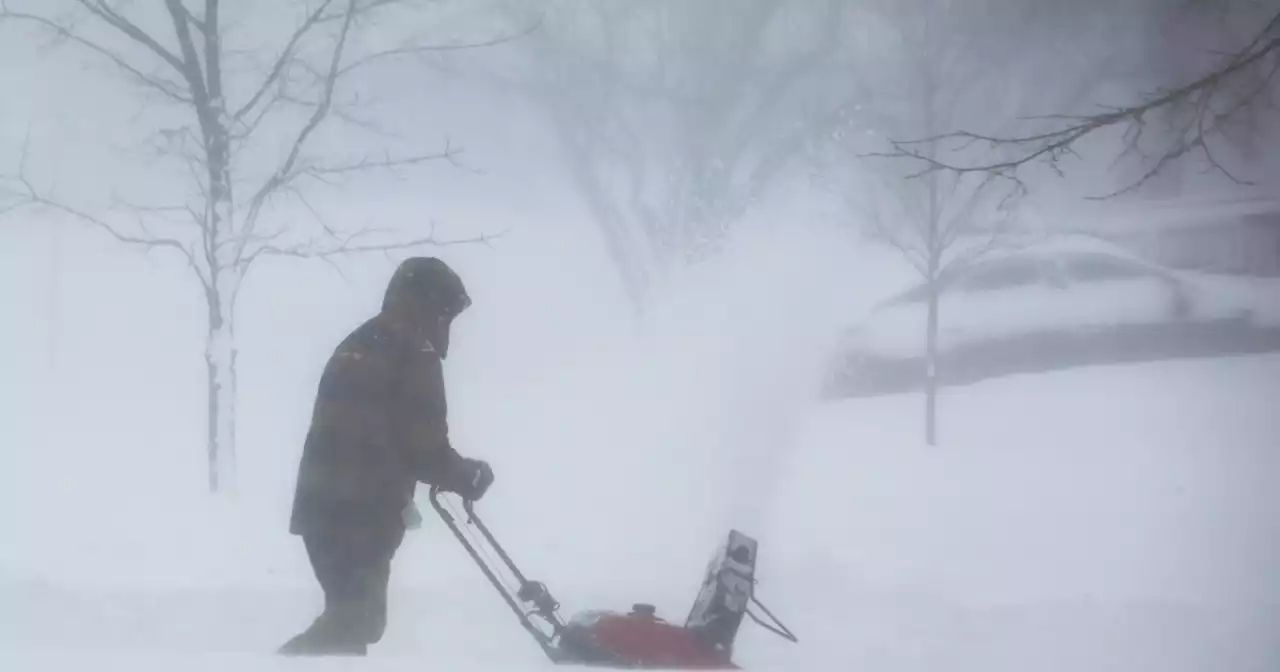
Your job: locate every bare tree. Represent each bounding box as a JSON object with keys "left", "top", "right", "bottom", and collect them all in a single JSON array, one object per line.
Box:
[
  {"left": 0, "top": 0, "right": 522, "bottom": 491},
  {"left": 814, "top": 0, "right": 1118, "bottom": 445},
  {"left": 883, "top": 0, "right": 1280, "bottom": 198},
  {"left": 447, "top": 0, "right": 847, "bottom": 310},
  {"left": 837, "top": 167, "right": 1019, "bottom": 446}
]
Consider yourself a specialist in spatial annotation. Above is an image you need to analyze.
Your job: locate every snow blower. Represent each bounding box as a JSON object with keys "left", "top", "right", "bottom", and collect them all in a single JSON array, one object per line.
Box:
[{"left": 428, "top": 487, "right": 798, "bottom": 669}]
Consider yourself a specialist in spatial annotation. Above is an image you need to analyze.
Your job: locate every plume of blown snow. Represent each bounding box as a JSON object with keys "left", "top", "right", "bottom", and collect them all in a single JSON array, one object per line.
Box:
[
  {"left": 477, "top": 214, "right": 873, "bottom": 611},
  {"left": 636, "top": 220, "right": 867, "bottom": 536}
]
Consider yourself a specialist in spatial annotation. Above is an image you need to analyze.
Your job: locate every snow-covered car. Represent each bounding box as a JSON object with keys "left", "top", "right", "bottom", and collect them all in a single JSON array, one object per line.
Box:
[{"left": 826, "top": 236, "right": 1280, "bottom": 397}]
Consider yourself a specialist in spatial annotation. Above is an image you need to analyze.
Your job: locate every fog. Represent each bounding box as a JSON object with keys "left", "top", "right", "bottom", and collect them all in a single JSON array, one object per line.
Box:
[{"left": 2, "top": 1, "right": 1279, "bottom": 670}]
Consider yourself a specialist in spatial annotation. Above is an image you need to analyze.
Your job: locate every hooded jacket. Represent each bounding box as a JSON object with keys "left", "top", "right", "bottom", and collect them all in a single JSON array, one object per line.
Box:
[{"left": 288, "top": 259, "right": 469, "bottom": 536}]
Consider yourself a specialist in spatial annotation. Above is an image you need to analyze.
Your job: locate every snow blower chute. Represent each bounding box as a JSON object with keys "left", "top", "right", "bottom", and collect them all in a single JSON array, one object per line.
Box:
[{"left": 429, "top": 487, "right": 797, "bottom": 669}]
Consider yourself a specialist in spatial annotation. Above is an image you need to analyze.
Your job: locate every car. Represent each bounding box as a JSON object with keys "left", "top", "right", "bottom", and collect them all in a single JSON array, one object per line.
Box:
[{"left": 825, "top": 235, "right": 1280, "bottom": 397}]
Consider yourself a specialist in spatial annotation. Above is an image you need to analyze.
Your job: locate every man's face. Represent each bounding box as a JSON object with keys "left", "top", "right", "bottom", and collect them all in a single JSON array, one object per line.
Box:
[
  {"left": 413, "top": 288, "right": 467, "bottom": 359},
  {"left": 431, "top": 292, "right": 469, "bottom": 359},
  {"left": 430, "top": 313, "right": 453, "bottom": 359}
]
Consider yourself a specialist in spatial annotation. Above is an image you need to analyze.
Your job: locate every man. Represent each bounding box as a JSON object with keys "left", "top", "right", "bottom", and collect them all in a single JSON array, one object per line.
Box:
[{"left": 279, "top": 256, "right": 494, "bottom": 657}]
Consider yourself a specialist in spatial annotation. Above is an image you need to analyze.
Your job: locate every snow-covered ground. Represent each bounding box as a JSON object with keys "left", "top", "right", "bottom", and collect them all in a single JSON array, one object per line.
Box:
[
  {"left": 5, "top": 350, "right": 1280, "bottom": 671},
  {"left": 4, "top": 347, "right": 1279, "bottom": 670},
  {"left": 3, "top": 195, "right": 1278, "bottom": 671}
]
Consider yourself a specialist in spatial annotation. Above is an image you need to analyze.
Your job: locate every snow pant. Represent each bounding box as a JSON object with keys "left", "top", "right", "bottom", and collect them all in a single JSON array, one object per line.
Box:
[{"left": 280, "top": 516, "right": 407, "bottom": 656}]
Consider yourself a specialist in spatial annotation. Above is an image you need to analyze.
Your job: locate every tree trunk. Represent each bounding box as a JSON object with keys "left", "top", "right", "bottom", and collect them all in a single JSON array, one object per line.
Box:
[
  {"left": 924, "top": 281, "right": 939, "bottom": 447},
  {"left": 203, "top": 114, "right": 237, "bottom": 491},
  {"left": 204, "top": 274, "right": 238, "bottom": 492},
  {"left": 202, "top": 64, "right": 236, "bottom": 490},
  {"left": 924, "top": 152, "right": 941, "bottom": 446}
]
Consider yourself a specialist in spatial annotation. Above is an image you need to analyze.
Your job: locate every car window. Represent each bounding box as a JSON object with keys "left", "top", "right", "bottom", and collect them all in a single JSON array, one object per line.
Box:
[
  {"left": 881, "top": 264, "right": 976, "bottom": 305},
  {"left": 878, "top": 254, "right": 1072, "bottom": 306},
  {"left": 883, "top": 283, "right": 931, "bottom": 305},
  {"left": 952, "top": 259, "right": 1047, "bottom": 291},
  {"left": 1060, "top": 253, "right": 1151, "bottom": 282}
]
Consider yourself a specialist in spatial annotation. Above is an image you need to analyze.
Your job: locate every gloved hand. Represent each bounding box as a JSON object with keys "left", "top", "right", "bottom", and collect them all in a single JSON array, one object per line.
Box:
[
  {"left": 450, "top": 457, "right": 493, "bottom": 502},
  {"left": 402, "top": 501, "right": 424, "bottom": 530}
]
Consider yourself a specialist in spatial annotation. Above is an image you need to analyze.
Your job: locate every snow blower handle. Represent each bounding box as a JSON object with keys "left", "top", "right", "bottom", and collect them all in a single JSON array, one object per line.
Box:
[
  {"left": 448, "top": 497, "right": 561, "bottom": 620},
  {"left": 428, "top": 486, "right": 568, "bottom": 661}
]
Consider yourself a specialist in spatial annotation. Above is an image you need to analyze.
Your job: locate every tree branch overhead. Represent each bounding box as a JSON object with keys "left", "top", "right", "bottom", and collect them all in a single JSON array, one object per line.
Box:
[{"left": 880, "top": 7, "right": 1280, "bottom": 197}]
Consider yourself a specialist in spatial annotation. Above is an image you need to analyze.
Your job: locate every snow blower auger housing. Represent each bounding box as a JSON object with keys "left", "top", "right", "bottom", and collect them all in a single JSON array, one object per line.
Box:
[{"left": 428, "top": 487, "right": 797, "bottom": 669}]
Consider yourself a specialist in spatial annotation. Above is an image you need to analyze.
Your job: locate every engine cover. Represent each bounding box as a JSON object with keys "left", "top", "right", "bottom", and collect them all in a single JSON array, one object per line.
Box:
[
  {"left": 552, "top": 530, "right": 759, "bottom": 669},
  {"left": 557, "top": 607, "right": 737, "bottom": 669}
]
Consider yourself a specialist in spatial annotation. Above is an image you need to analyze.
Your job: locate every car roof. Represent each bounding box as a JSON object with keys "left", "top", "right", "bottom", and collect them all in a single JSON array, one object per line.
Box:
[
  {"left": 875, "top": 234, "right": 1181, "bottom": 308},
  {"left": 952, "top": 233, "right": 1155, "bottom": 266}
]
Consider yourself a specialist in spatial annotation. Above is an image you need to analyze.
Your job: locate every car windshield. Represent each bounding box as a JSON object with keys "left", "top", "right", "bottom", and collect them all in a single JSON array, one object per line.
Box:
[
  {"left": 1058, "top": 253, "right": 1159, "bottom": 282},
  {"left": 883, "top": 257, "right": 1060, "bottom": 305},
  {"left": 951, "top": 258, "right": 1050, "bottom": 292}
]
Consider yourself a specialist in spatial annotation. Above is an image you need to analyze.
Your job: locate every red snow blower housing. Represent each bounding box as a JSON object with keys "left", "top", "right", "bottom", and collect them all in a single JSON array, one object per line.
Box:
[{"left": 429, "top": 487, "right": 797, "bottom": 669}]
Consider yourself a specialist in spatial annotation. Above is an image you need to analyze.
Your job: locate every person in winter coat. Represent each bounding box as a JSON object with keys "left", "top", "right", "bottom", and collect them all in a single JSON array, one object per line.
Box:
[{"left": 278, "top": 256, "right": 494, "bottom": 657}]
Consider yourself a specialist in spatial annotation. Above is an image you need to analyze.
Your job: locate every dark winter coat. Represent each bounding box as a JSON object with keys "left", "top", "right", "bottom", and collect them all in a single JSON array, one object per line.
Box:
[{"left": 288, "top": 309, "right": 465, "bottom": 537}]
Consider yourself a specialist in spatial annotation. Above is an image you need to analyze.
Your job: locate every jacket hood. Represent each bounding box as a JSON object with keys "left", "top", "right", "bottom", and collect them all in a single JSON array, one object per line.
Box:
[{"left": 381, "top": 256, "right": 470, "bottom": 319}]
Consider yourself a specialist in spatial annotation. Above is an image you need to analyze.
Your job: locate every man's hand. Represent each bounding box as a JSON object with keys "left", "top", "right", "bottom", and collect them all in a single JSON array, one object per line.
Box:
[{"left": 452, "top": 458, "right": 494, "bottom": 502}]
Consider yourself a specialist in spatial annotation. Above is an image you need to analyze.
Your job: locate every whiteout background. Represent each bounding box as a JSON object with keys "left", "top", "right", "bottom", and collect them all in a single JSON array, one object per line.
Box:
[{"left": 2, "top": 14, "right": 1280, "bottom": 672}]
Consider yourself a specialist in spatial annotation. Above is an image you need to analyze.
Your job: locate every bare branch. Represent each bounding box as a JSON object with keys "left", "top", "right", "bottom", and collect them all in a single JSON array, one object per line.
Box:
[
  {"left": 244, "top": 0, "right": 358, "bottom": 223},
  {"left": 5, "top": 160, "right": 208, "bottom": 287},
  {"left": 242, "top": 220, "right": 506, "bottom": 269},
  {"left": 287, "top": 187, "right": 338, "bottom": 238},
  {"left": 865, "top": 208, "right": 929, "bottom": 277},
  {"left": 69, "top": 0, "right": 187, "bottom": 73},
  {"left": 162, "top": 0, "right": 219, "bottom": 152},
  {"left": 229, "top": 84, "right": 289, "bottom": 143},
  {"left": 5, "top": 0, "right": 508, "bottom": 285},
  {"left": 300, "top": 141, "right": 466, "bottom": 180},
  {"left": 175, "top": 2, "right": 206, "bottom": 33},
  {"left": 880, "top": 9, "right": 1280, "bottom": 195},
  {"left": 0, "top": 5, "right": 190, "bottom": 103},
  {"left": 937, "top": 171, "right": 1018, "bottom": 250},
  {"left": 231, "top": 0, "right": 509, "bottom": 132},
  {"left": 202, "top": 0, "right": 223, "bottom": 108},
  {"left": 334, "top": 17, "right": 543, "bottom": 78},
  {"left": 108, "top": 192, "right": 193, "bottom": 217},
  {"left": 265, "top": 91, "right": 403, "bottom": 142},
  {"left": 231, "top": 0, "right": 336, "bottom": 122}
]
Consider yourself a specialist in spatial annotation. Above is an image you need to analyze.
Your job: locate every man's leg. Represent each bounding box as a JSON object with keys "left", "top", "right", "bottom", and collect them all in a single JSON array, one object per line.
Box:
[
  {"left": 279, "top": 519, "right": 405, "bottom": 655},
  {"left": 340, "top": 520, "right": 406, "bottom": 647},
  {"left": 347, "top": 533, "right": 397, "bottom": 646},
  {"left": 279, "top": 528, "right": 366, "bottom": 656}
]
